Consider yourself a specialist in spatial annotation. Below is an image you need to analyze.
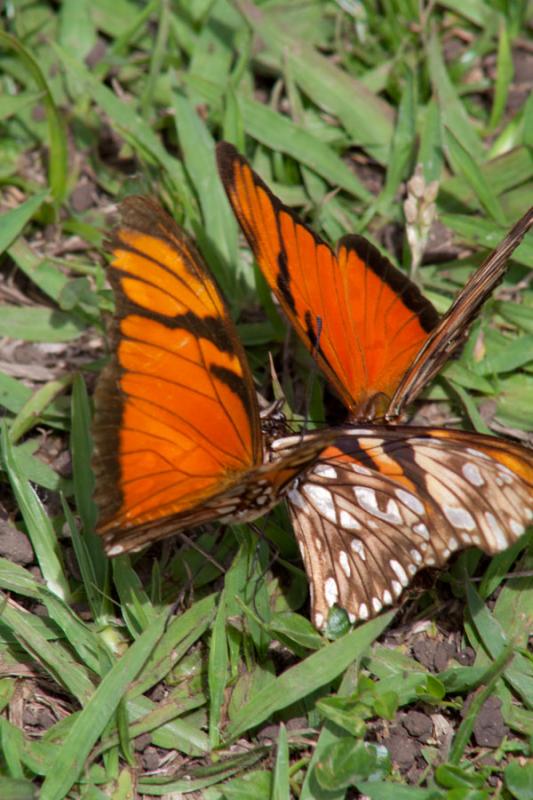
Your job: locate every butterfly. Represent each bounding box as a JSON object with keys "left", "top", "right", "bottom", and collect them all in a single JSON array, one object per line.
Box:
[
  {"left": 92, "top": 196, "right": 333, "bottom": 555},
  {"left": 217, "top": 142, "right": 533, "bottom": 628}
]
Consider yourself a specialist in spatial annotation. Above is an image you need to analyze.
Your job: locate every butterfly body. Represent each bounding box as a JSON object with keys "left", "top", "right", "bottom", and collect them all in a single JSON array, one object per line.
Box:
[{"left": 217, "top": 141, "right": 533, "bottom": 627}]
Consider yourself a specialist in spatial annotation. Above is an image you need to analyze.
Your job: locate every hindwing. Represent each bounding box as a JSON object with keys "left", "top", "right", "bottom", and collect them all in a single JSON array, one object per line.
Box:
[{"left": 286, "top": 427, "right": 533, "bottom": 627}]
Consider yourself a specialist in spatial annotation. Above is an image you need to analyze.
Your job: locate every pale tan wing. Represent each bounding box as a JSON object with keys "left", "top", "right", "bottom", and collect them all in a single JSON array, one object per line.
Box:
[{"left": 287, "top": 426, "right": 533, "bottom": 628}]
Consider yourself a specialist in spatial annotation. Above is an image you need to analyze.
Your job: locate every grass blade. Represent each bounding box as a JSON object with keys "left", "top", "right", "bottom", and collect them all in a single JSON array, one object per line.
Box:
[
  {"left": 173, "top": 91, "right": 239, "bottom": 297},
  {"left": 226, "top": 612, "right": 394, "bottom": 741},
  {"left": 235, "top": 0, "right": 394, "bottom": 164},
  {"left": 488, "top": 18, "right": 513, "bottom": 131},
  {"left": 272, "top": 723, "right": 290, "bottom": 800},
  {"left": 39, "top": 611, "right": 167, "bottom": 800},
  {"left": 445, "top": 128, "right": 507, "bottom": 225},
  {"left": 427, "top": 31, "right": 482, "bottom": 161},
  {"left": 0, "top": 32, "right": 67, "bottom": 207},
  {"left": 9, "top": 375, "right": 73, "bottom": 445},
  {"left": 1, "top": 424, "right": 70, "bottom": 601},
  {"left": 0, "top": 192, "right": 48, "bottom": 253}
]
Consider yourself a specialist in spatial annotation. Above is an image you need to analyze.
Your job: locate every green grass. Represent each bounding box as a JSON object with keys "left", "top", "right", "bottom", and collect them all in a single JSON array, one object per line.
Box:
[{"left": 1, "top": 1, "right": 532, "bottom": 798}]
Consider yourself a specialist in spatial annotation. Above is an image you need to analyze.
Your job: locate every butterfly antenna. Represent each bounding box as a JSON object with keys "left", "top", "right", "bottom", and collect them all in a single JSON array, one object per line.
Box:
[
  {"left": 166, "top": 558, "right": 195, "bottom": 627},
  {"left": 165, "top": 526, "right": 230, "bottom": 624},
  {"left": 176, "top": 530, "right": 226, "bottom": 574}
]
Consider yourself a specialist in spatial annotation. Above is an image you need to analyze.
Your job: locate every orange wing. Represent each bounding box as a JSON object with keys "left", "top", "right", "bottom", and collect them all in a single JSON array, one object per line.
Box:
[
  {"left": 93, "top": 197, "right": 333, "bottom": 554},
  {"left": 217, "top": 142, "right": 439, "bottom": 419},
  {"left": 93, "top": 196, "right": 260, "bottom": 538},
  {"left": 217, "top": 144, "right": 533, "bottom": 421}
]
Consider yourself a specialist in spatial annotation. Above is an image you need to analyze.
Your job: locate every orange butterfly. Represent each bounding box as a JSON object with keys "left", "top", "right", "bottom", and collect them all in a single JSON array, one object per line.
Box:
[
  {"left": 217, "top": 142, "right": 533, "bottom": 628},
  {"left": 92, "top": 197, "right": 332, "bottom": 555}
]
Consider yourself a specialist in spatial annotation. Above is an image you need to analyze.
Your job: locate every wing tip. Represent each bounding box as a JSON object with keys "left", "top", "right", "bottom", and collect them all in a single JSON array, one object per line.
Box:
[{"left": 216, "top": 140, "right": 242, "bottom": 183}]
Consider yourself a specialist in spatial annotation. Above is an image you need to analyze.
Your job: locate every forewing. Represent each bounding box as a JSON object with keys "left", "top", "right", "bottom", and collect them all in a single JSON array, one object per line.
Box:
[
  {"left": 93, "top": 196, "right": 262, "bottom": 542},
  {"left": 217, "top": 142, "right": 438, "bottom": 418},
  {"left": 288, "top": 426, "right": 533, "bottom": 628},
  {"left": 387, "top": 206, "right": 533, "bottom": 418}
]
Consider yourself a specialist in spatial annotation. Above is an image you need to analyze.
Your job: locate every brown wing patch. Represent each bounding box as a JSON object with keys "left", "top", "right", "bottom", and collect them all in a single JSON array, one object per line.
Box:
[{"left": 288, "top": 426, "right": 532, "bottom": 628}]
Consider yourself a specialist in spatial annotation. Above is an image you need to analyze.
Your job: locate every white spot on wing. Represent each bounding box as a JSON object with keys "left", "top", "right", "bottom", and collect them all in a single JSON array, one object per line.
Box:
[
  {"left": 355, "top": 487, "right": 402, "bottom": 523},
  {"left": 289, "top": 489, "right": 306, "bottom": 511},
  {"left": 339, "top": 550, "right": 351, "bottom": 578},
  {"left": 340, "top": 510, "right": 361, "bottom": 530},
  {"left": 396, "top": 489, "right": 425, "bottom": 515},
  {"left": 314, "top": 464, "right": 338, "bottom": 479},
  {"left": 391, "top": 580, "right": 402, "bottom": 596},
  {"left": 413, "top": 522, "right": 430, "bottom": 540},
  {"left": 353, "top": 464, "right": 372, "bottom": 476},
  {"left": 315, "top": 612, "right": 324, "bottom": 628},
  {"left": 443, "top": 505, "right": 476, "bottom": 531},
  {"left": 384, "top": 499, "right": 403, "bottom": 523},
  {"left": 372, "top": 597, "right": 382, "bottom": 613},
  {"left": 304, "top": 484, "right": 337, "bottom": 523},
  {"left": 389, "top": 559, "right": 409, "bottom": 586},
  {"left": 350, "top": 538, "right": 366, "bottom": 560},
  {"left": 466, "top": 448, "right": 490, "bottom": 460},
  {"left": 325, "top": 577, "right": 339, "bottom": 607},
  {"left": 219, "top": 504, "right": 237, "bottom": 515},
  {"left": 383, "top": 589, "right": 393, "bottom": 605},
  {"left": 107, "top": 544, "right": 124, "bottom": 556},
  {"left": 484, "top": 512, "right": 508, "bottom": 550},
  {"left": 498, "top": 470, "right": 513, "bottom": 485},
  {"left": 462, "top": 462, "right": 484, "bottom": 487},
  {"left": 359, "top": 603, "right": 369, "bottom": 619},
  {"left": 510, "top": 519, "right": 524, "bottom": 536},
  {"left": 410, "top": 549, "right": 422, "bottom": 564}
]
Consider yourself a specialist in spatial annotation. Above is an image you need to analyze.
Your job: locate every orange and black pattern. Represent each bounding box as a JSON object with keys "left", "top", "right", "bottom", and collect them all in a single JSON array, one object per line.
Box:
[
  {"left": 218, "top": 142, "right": 533, "bottom": 628},
  {"left": 218, "top": 142, "right": 533, "bottom": 422},
  {"left": 217, "top": 142, "right": 439, "bottom": 420},
  {"left": 92, "top": 196, "right": 332, "bottom": 555}
]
